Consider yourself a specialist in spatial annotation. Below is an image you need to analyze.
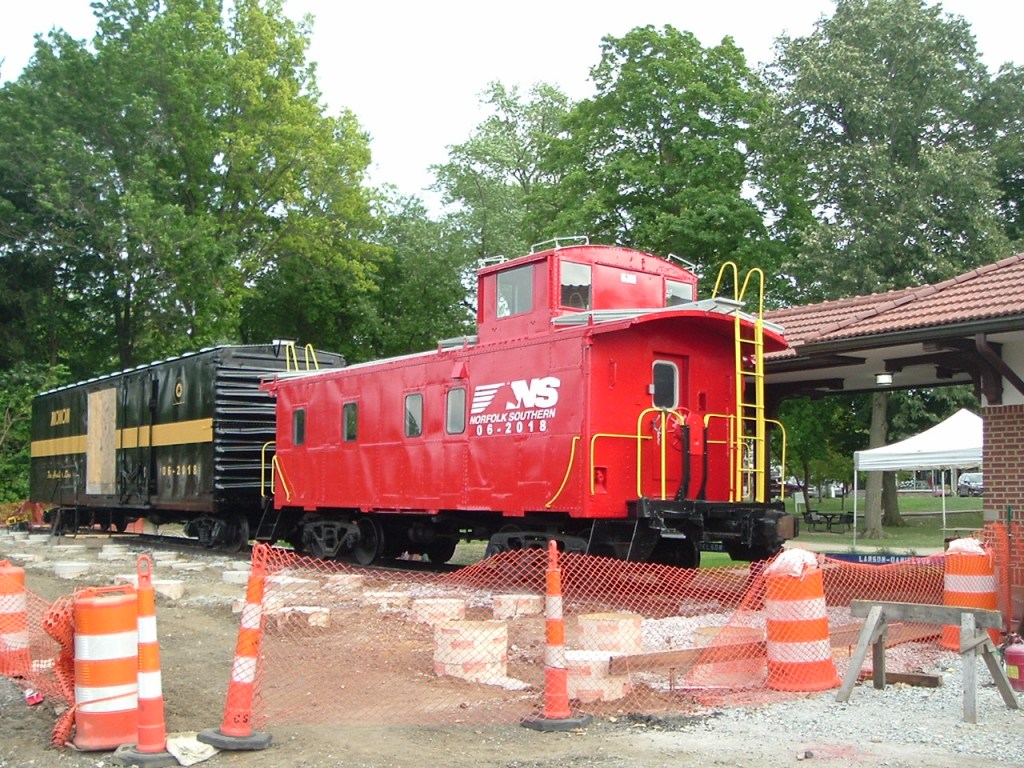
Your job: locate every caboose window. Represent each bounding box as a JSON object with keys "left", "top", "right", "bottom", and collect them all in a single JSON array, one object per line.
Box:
[
  {"left": 405, "top": 393, "right": 423, "bottom": 437},
  {"left": 446, "top": 388, "right": 466, "bottom": 434},
  {"left": 293, "top": 408, "right": 306, "bottom": 445},
  {"left": 496, "top": 264, "right": 533, "bottom": 318},
  {"left": 342, "top": 402, "right": 358, "bottom": 442},
  {"left": 652, "top": 362, "right": 679, "bottom": 409},
  {"left": 666, "top": 279, "right": 693, "bottom": 306},
  {"left": 560, "top": 261, "right": 592, "bottom": 310}
]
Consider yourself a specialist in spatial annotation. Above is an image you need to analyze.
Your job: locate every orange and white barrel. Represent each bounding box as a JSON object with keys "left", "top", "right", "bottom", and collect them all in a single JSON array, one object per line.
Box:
[
  {"left": 73, "top": 585, "right": 139, "bottom": 751},
  {"left": 0, "top": 560, "right": 30, "bottom": 677},
  {"left": 764, "top": 554, "right": 840, "bottom": 692},
  {"left": 940, "top": 547, "right": 999, "bottom": 650}
]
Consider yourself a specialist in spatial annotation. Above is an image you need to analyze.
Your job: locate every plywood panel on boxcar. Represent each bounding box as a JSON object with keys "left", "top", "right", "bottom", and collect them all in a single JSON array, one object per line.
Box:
[{"left": 86, "top": 388, "right": 117, "bottom": 495}]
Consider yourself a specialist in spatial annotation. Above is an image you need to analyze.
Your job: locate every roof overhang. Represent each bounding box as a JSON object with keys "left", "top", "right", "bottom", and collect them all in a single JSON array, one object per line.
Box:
[{"left": 765, "top": 317, "right": 1024, "bottom": 401}]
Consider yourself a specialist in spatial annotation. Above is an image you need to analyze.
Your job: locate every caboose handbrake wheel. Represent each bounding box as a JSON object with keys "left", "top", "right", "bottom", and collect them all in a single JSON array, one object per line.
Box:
[{"left": 352, "top": 517, "right": 385, "bottom": 565}]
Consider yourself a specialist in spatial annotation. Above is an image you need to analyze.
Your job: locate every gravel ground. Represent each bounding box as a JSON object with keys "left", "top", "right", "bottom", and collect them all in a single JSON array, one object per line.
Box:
[
  {"left": 2, "top": 532, "right": 1024, "bottom": 767},
  {"left": 649, "top": 658, "right": 1024, "bottom": 767}
]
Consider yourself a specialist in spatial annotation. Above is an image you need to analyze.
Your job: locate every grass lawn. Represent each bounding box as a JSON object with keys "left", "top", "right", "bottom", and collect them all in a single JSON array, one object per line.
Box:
[
  {"left": 449, "top": 493, "right": 986, "bottom": 568},
  {"left": 787, "top": 492, "right": 984, "bottom": 554}
]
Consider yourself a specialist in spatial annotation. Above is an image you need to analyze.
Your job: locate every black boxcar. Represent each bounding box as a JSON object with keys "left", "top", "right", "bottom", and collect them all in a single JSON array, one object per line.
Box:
[{"left": 30, "top": 343, "right": 343, "bottom": 548}]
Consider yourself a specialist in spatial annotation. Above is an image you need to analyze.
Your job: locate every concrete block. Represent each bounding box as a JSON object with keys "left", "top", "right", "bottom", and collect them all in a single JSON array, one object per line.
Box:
[
  {"left": 577, "top": 612, "right": 644, "bottom": 654},
  {"left": 491, "top": 593, "right": 544, "bottom": 619},
  {"left": 566, "top": 650, "right": 631, "bottom": 702},
  {"left": 412, "top": 597, "right": 466, "bottom": 624}
]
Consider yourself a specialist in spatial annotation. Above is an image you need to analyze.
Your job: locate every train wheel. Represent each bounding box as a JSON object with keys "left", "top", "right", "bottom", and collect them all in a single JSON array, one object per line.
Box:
[
  {"left": 651, "top": 538, "right": 700, "bottom": 569},
  {"left": 307, "top": 525, "right": 338, "bottom": 560},
  {"left": 424, "top": 537, "right": 458, "bottom": 564},
  {"left": 483, "top": 524, "right": 523, "bottom": 558},
  {"left": 223, "top": 515, "right": 250, "bottom": 554},
  {"left": 352, "top": 517, "right": 385, "bottom": 565}
]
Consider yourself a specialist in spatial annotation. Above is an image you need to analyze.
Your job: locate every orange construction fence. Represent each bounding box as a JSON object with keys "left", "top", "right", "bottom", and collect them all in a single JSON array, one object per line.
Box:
[
  {"left": 241, "top": 539, "right": 976, "bottom": 726},
  {"left": 1, "top": 524, "right": 1015, "bottom": 740}
]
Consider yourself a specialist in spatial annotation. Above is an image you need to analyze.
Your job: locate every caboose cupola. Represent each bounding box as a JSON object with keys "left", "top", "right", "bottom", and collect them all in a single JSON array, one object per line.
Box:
[{"left": 475, "top": 238, "right": 699, "bottom": 344}]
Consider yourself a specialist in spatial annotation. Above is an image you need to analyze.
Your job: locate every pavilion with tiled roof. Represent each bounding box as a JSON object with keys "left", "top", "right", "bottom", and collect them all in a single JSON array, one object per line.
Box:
[
  {"left": 762, "top": 252, "right": 1024, "bottom": 600},
  {"left": 764, "top": 253, "right": 1024, "bottom": 402}
]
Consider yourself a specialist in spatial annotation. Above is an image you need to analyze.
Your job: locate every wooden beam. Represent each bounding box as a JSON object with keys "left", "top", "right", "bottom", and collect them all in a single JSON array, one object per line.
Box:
[
  {"left": 849, "top": 600, "right": 1003, "bottom": 629},
  {"left": 606, "top": 621, "right": 937, "bottom": 677},
  {"left": 840, "top": 601, "right": 1018, "bottom": 722},
  {"left": 857, "top": 670, "right": 943, "bottom": 688},
  {"left": 607, "top": 641, "right": 765, "bottom": 676}
]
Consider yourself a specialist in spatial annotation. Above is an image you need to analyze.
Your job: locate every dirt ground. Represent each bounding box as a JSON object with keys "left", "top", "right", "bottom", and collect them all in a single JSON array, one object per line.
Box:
[{"left": 1, "top": 532, "right": 1021, "bottom": 768}]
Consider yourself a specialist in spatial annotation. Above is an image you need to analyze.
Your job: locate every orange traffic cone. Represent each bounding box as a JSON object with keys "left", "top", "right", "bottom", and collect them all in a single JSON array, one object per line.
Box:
[
  {"left": 112, "top": 555, "right": 176, "bottom": 767},
  {"left": 522, "top": 540, "right": 592, "bottom": 732},
  {"left": 198, "top": 544, "right": 272, "bottom": 751},
  {"left": 0, "top": 560, "right": 31, "bottom": 677}
]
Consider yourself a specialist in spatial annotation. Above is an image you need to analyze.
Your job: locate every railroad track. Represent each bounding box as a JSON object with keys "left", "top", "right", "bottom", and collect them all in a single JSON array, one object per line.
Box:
[{"left": 47, "top": 526, "right": 466, "bottom": 575}]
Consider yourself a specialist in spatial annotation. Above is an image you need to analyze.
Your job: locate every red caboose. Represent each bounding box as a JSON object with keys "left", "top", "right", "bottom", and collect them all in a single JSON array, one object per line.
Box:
[{"left": 262, "top": 239, "right": 795, "bottom": 566}]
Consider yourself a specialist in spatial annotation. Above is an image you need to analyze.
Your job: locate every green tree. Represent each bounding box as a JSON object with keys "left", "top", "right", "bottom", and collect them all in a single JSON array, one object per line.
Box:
[
  {"left": 0, "top": 0, "right": 379, "bottom": 377},
  {"left": 538, "top": 25, "right": 773, "bottom": 279},
  {"left": 0, "top": 363, "right": 69, "bottom": 502},
  {"left": 369, "top": 195, "right": 475, "bottom": 358},
  {"left": 981, "top": 65, "right": 1024, "bottom": 246},
  {"left": 761, "top": 0, "right": 1011, "bottom": 536},
  {"left": 761, "top": 0, "right": 1010, "bottom": 304},
  {"left": 778, "top": 396, "right": 865, "bottom": 509},
  {"left": 432, "top": 82, "right": 572, "bottom": 263}
]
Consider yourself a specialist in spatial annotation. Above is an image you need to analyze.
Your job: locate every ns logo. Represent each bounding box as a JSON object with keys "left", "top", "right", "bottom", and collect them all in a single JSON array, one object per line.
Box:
[
  {"left": 471, "top": 377, "right": 561, "bottom": 415},
  {"left": 505, "top": 377, "right": 560, "bottom": 410}
]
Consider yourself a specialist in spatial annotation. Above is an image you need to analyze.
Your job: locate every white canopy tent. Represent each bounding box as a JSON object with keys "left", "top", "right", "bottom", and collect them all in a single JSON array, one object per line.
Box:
[{"left": 852, "top": 408, "right": 983, "bottom": 542}]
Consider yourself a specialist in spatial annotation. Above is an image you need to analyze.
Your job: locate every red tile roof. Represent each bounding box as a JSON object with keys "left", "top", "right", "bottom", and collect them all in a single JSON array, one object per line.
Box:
[{"left": 765, "top": 253, "right": 1024, "bottom": 349}]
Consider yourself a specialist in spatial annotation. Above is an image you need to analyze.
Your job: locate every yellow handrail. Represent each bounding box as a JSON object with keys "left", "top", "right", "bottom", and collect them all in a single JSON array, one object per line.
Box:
[
  {"left": 284, "top": 343, "right": 299, "bottom": 372},
  {"left": 272, "top": 456, "right": 292, "bottom": 502},
  {"left": 283, "top": 341, "right": 321, "bottom": 372},
  {"left": 260, "top": 441, "right": 275, "bottom": 497},
  {"left": 589, "top": 431, "right": 652, "bottom": 494},
  {"left": 545, "top": 435, "right": 581, "bottom": 508},
  {"left": 589, "top": 407, "right": 687, "bottom": 501},
  {"left": 303, "top": 344, "right": 320, "bottom": 370},
  {"left": 260, "top": 440, "right": 293, "bottom": 502},
  {"left": 766, "top": 418, "right": 789, "bottom": 500}
]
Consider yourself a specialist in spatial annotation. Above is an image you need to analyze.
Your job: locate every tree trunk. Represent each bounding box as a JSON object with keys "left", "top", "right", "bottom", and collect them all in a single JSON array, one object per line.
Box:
[
  {"left": 882, "top": 470, "right": 903, "bottom": 526},
  {"left": 863, "top": 391, "right": 889, "bottom": 539}
]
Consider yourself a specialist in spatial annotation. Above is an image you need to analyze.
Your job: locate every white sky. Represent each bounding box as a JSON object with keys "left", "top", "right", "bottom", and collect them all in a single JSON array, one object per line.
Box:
[{"left": 1, "top": 1, "right": 1020, "bottom": 203}]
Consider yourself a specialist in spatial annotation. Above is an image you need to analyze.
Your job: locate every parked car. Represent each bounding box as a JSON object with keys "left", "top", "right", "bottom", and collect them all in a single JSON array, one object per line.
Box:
[
  {"left": 957, "top": 472, "right": 983, "bottom": 497},
  {"left": 769, "top": 476, "right": 803, "bottom": 498}
]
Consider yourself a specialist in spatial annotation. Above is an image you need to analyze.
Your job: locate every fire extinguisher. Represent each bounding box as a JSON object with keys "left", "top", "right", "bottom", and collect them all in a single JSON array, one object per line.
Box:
[{"left": 1001, "top": 633, "right": 1024, "bottom": 692}]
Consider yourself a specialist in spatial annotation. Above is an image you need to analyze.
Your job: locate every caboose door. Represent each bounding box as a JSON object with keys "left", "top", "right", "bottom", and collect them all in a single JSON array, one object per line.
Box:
[{"left": 642, "top": 355, "right": 688, "bottom": 499}]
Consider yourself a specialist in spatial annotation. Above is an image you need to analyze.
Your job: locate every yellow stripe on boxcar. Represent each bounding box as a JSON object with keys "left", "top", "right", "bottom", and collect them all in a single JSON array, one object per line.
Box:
[{"left": 30, "top": 418, "right": 213, "bottom": 458}]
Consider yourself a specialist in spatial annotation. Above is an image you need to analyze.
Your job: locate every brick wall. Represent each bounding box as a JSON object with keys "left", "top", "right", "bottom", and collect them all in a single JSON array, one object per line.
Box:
[
  {"left": 983, "top": 404, "right": 1024, "bottom": 610},
  {"left": 982, "top": 404, "right": 1024, "bottom": 523}
]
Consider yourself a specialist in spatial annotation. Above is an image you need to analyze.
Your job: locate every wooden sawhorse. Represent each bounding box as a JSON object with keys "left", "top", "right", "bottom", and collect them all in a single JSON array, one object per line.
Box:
[{"left": 836, "top": 600, "right": 1019, "bottom": 723}]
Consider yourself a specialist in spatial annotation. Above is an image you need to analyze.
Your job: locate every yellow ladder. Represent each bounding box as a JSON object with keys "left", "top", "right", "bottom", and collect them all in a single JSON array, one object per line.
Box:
[
  {"left": 711, "top": 264, "right": 768, "bottom": 503},
  {"left": 284, "top": 341, "right": 320, "bottom": 371}
]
